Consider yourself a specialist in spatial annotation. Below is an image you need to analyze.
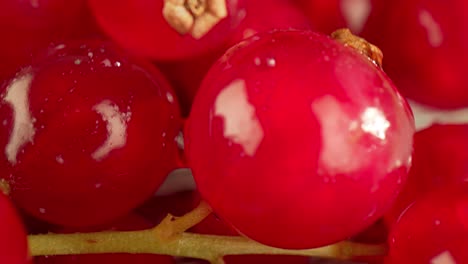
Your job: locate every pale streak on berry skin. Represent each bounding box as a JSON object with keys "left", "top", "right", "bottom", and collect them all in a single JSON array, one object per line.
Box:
[
  {"left": 91, "top": 100, "right": 129, "bottom": 161},
  {"left": 214, "top": 79, "right": 263, "bottom": 157},
  {"left": 3, "top": 72, "right": 36, "bottom": 164}
]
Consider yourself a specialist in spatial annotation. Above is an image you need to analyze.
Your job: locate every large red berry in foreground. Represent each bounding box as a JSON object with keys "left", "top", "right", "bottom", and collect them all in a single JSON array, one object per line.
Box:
[
  {"left": 88, "top": 0, "right": 245, "bottom": 61},
  {"left": 186, "top": 30, "right": 415, "bottom": 249},
  {"left": 0, "top": 41, "right": 181, "bottom": 227},
  {"left": 362, "top": 0, "right": 468, "bottom": 108},
  {"left": 386, "top": 187, "right": 468, "bottom": 263},
  {"left": 0, "top": 192, "right": 31, "bottom": 264}
]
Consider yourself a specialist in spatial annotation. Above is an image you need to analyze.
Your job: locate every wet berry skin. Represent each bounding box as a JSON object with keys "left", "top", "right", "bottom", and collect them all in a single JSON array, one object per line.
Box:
[
  {"left": 362, "top": 0, "right": 468, "bottom": 108},
  {"left": 0, "top": 41, "right": 182, "bottom": 227},
  {"left": 186, "top": 30, "right": 415, "bottom": 249},
  {"left": 0, "top": 192, "right": 31, "bottom": 264}
]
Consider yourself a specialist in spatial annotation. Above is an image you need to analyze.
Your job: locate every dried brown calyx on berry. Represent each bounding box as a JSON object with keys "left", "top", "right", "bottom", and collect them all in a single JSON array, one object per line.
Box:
[
  {"left": 332, "top": 28, "right": 383, "bottom": 68},
  {"left": 163, "top": 0, "right": 227, "bottom": 39}
]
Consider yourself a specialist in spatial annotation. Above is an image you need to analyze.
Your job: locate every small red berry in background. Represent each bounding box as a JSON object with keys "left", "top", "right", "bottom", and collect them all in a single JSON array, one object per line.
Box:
[
  {"left": 0, "top": 41, "right": 182, "bottom": 227},
  {"left": 385, "top": 124, "right": 468, "bottom": 225},
  {"left": 386, "top": 186, "right": 468, "bottom": 264},
  {"left": 0, "top": 191, "right": 31, "bottom": 264},
  {"left": 362, "top": 0, "right": 468, "bottom": 108},
  {"left": 0, "top": 0, "right": 100, "bottom": 83},
  {"left": 88, "top": 0, "right": 246, "bottom": 61},
  {"left": 296, "top": 0, "right": 382, "bottom": 34}
]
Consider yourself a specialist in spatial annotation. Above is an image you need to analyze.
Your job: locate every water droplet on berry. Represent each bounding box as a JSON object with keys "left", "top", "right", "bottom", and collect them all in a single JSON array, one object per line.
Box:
[
  {"left": 418, "top": 9, "right": 444, "bottom": 48},
  {"left": 56, "top": 155, "right": 64, "bottom": 164},
  {"left": 266, "top": 57, "right": 276, "bottom": 67},
  {"left": 166, "top": 92, "right": 174, "bottom": 104}
]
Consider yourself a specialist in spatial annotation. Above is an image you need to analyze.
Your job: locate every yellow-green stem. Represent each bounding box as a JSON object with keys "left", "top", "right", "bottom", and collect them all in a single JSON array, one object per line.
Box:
[{"left": 29, "top": 230, "right": 387, "bottom": 263}]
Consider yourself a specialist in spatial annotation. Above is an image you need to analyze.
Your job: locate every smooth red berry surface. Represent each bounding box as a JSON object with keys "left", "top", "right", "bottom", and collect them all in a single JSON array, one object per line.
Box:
[
  {"left": 0, "top": 0, "right": 99, "bottom": 83},
  {"left": 0, "top": 41, "right": 182, "bottom": 227},
  {"left": 385, "top": 124, "right": 468, "bottom": 225},
  {"left": 35, "top": 213, "right": 175, "bottom": 264},
  {"left": 186, "top": 30, "right": 415, "bottom": 249},
  {"left": 88, "top": 0, "right": 245, "bottom": 61},
  {"left": 386, "top": 187, "right": 468, "bottom": 264},
  {"left": 296, "top": 0, "right": 377, "bottom": 34},
  {"left": 363, "top": 0, "right": 468, "bottom": 108},
  {"left": 227, "top": 0, "right": 312, "bottom": 46},
  {"left": 0, "top": 192, "right": 31, "bottom": 264}
]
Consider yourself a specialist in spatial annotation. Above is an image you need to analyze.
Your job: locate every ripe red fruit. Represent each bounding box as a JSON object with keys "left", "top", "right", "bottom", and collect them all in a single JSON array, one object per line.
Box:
[
  {"left": 362, "top": 0, "right": 468, "bottom": 108},
  {"left": 0, "top": 192, "right": 31, "bottom": 264},
  {"left": 35, "top": 213, "right": 175, "bottom": 264},
  {"left": 386, "top": 186, "right": 468, "bottom": 263},
  {"left": 88, "top": 0, "right": 246, "bottom": 61},
  {"left": 0, "top": 0, "right": 100, "bottom": 82},
  {"left": 0, "top": 41, "right": 182, "bottom": 227},
  {"left": 186, "top": 30, "right": 415, "bottom": 249}
]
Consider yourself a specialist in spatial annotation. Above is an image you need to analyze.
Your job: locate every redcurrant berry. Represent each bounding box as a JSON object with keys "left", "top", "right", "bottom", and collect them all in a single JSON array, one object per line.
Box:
[
  {"left": 186, "top": 30, "right": 415, "bottom": 249},
  {"left": 0, "top": 41, "right": 182, "bottom": 227},
  {"left": 362, "top": 0, "right": 468, "bottom": 108}
]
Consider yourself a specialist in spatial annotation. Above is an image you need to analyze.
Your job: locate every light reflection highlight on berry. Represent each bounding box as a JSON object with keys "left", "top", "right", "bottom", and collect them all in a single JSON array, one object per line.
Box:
[
  {"left": 91, "top": 100, "right": 130, "bottom": 161},
  {"left": 3, "top": 72, "right": 36, "bottom": 164},
  {"left": 312, "top": 95, "right": 362, "bottom": 174},
  {"left": 418, "top": 9, "right": 444, "bottom": 48},
  {"left": 431, "top": 251, "right": 457, "bottom": 264},
  {"left": 360, "top": 107, "right": 390, "bottom": 140},
  {"left": 214, "top": 79, "right": 263, "bottom": 157}
]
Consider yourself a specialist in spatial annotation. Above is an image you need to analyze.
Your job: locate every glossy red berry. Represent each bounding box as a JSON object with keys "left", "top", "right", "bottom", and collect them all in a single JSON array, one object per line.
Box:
[
  {"left": 385, "top": 124, "right": 468, "bottom": 225},
  {"left": 0, "top": 0, "right": 100, "bottom": 82},
  {"left": 88, "top": 0, "right": 245, "bottom": 61},
  {"left": 0, "top": 192, "right": 31, "bottom": 264},
  {"left": 0, "top": 41, "right": 182, "bottom": 227},
  {"left": 362, "top": 0, "right": 468, "bottom": 108},
  {"left": 186, "top": 30, "right": 415, "bottom": 249},
  {"left": 386, "top": 187, "right": 468, "bottom": 264}
]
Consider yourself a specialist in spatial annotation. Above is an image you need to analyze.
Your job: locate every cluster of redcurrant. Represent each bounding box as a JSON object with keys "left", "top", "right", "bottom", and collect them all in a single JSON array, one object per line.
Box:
[{"left": 0, "top": 0, "right": 466, "bottom": 264}]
